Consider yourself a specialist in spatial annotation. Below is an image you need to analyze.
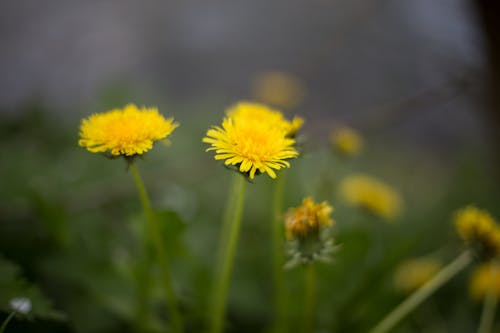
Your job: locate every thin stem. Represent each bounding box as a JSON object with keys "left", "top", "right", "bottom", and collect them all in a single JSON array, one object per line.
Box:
[
  {"left": 271, "top": 173, "right": 287, "bottom": 333},
  {"left": 134, "top": 255, "right": 152, "bottom": 332},
  {"left": 209, "top": 173, "right": 247, "bottom": 333},
  {"left": 302, "top": 264, "right": 317, "bottom": 333},
  {"left": 130, "top": 164, "right": 183, "bottom": 333},
  {"left": 0, "top": 312, "right": 15, "bottom": 333},
  {"left": 369, "top": 250, "right": 473, "bottom": 333},
  {"left": 477, "top": 263, "right": 499, "bottom": 333}
]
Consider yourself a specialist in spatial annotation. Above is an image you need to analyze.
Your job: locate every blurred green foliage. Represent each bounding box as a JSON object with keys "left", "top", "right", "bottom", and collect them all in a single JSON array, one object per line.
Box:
[{"left": 0, "top": 103, "right": 499, "bottom": 332}]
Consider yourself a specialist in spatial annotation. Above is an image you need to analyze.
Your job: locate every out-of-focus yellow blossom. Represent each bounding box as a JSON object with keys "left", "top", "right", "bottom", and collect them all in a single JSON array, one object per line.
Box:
[
  {"left": 454, "top": 206, "right": 500, "bottom": 260},
  {"left": 469, "top": 263, "right": 500, "bottom": 300},
  {"left": 339, "top": 174, "right": 402, "bottom": 221},
  {"left": 79, "top": 104, "right": 178, "bottom": 156},
  {"left": 285, "top": 197, "right": 334, "bottom": 240},
  {"left": 203, "top": 104, "right": 299, "bottom": 179},
  {"left": 394, "top": 258, "right": 443, "bottom": 293},
  {"left": 330, "top": 126, "right": 363, "bottom": 156},
  {"left": 226, "top": 102, "right": 303, "bottom": 137},
  {"left": 252, "top": 71, "right": 305, "bottom": 109}
]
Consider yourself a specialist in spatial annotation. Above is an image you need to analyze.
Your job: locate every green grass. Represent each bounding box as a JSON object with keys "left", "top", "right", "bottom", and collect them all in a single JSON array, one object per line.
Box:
[{"left": 0, "top": 103, "right": 499, "bottom": 333}]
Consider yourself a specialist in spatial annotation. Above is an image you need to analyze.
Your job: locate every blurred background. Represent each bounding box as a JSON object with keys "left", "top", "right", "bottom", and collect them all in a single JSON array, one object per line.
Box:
[{"left": 1, "top": 0, "right": 500, "bottom": 332}]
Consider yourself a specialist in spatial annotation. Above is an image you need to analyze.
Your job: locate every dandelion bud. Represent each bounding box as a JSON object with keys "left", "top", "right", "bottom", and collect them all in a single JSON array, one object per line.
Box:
[
  {"left": 284, "top": 197, "right": 338, "bottom": 268},
  {"left": 454, "top": 206, "right": 500, "bottom": 261},
  {"left": 330, "top": 126, "right": 363, "bottom": 157}
]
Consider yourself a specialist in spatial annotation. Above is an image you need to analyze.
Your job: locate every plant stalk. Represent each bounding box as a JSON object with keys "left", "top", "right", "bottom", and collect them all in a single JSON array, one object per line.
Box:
[
  {"left": 130, "top": 164, "right": 183, "bottom": 333},
  {"left": 477, "top": 262, "right": 499, "bottom": 333},
  {"left": 271, "top": 173, "right": 287, "bottom": 333},
  {"left": 302, "top": 264, "right": 317, "bottom": 333},
  {"left": 0, "top": 312, "right": 15, "bottom": 333},
  {"left": 369, "top": 250, "right": 473, "bottom": 333},
  {"left": 209, "top": 173, "right": 247, "bottom": 333}
]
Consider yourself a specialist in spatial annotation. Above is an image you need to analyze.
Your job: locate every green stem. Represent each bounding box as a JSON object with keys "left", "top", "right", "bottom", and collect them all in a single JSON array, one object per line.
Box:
[
  {"left": 477, "top": 263, "right": 499, "bottom": 333},
  {"left": 209, "top": 173, "right": 247, "bottom": 333},
  {"left": 134, "top": 255, "right": 152, "bottom": 332},
  {"left": 369, "top": 250, "right": 473, "bottom": 333},
  {"left": 0, "top": 312, "right": 15, "bottom": 333},
  {"left": 130, "top": 164, "right": 183, "bottom": 333},
  {"left": 271, "top": 173, "right": 287, "bottom": 333},
  {"left": 302, "top": 264, "right": 317, "bottom": 333}
]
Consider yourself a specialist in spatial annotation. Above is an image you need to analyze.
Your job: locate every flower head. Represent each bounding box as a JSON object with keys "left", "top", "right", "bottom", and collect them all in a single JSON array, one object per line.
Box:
[
  {"left": 252, "top": 71, "right": 305, "bottom": 109},
  {"left": 284, "top": 197, "right": 337, "bottom": 268},
  {"left": 454, "top": 206, "right": 500, "bottom": 260},
  {"left": 79, "top": 104, "right": 178, "bottom": 157},
  {"left": 10, "top": 297, "right": 32, "bottom": 314},
  {"left": 330, "top": 126, "right": 363, "bottom": 156},
  {"left": 226, "top": 101, "right": 303, "bottom": 137},
  {"left": 285, "top": 197, "right": 334, "bottom": 240},
  {"left": 393, "top": 258, "right": 442, "bottom": 293},
  {"left": 203, "top": 103, "right": 299, "bottom": 179},
  {"left": 339, "top": 174, "right": 402, "bottom": 221},
  {"left": 469, "top": 263, "right": 500, "bottom": 300}
]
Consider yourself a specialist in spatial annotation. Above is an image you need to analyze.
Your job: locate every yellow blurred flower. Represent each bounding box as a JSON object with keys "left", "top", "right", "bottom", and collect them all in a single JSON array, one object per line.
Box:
[
  {"left": 252, "top": 71, "right": 305, "bottom": 109},
  {"left": 470, "top": 263, "right": 500, "bottom": 300},
  {"left": 226, "top": 101, "right": 303, "bottom": 137},
  {"left": 393, "top": 258, "right": 443, "bottom": 293},
  {"left": 285, "top": 197, "right": 334, "bottom": 240},
  {"left": 203, "top": 104, "right": 299, "bottom": 179},
  {"left": 339, "top": 174, "right": 402, "bottom": 221},
  {"left": 79, "top": 104, "right": 178, "bottom": 156},
  {"left": 330, "top": 126, "right": 363, "bottom": 156},
  {"left": 454, "top": 206, "right": 500, "bottom": 260}
]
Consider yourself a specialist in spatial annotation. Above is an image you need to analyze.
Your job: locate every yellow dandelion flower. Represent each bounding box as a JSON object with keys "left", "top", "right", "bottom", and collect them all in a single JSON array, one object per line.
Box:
[
  {"left": 203, "top": 113, "right": 299, "bottom": 179},
  {"left": 393, "top": 258, "right": 443, "bottom": 293},
  {"left": 285, "top": 197, "right": 334, "bottom": 240},
  {"left": 252, "top": 71, "right": 305, "bottom": 109},
  {"left": 226, "top": 101, "right": 304, "bottom": 137},
  {"left": 454, "top": 206, "right": 500, "bottom": 260},
  {"left": 339, "top": 174, "right": 402, "bottom": 221},
  {"left": 469, "top": 263, "right": 500, "bottom": 300},
  {"left": 330, "top": 126, "right": 363, "bottom": 156},
  {"left": 79, "top": 104, "right": 178, "bottom": 156}
]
